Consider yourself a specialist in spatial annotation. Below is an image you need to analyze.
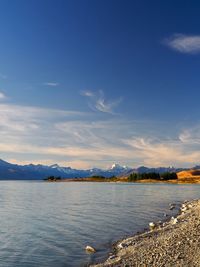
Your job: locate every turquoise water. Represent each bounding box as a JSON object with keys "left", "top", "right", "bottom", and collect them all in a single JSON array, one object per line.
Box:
[{"left": 0, "top": 181, "right": 200, "bottom": 267}]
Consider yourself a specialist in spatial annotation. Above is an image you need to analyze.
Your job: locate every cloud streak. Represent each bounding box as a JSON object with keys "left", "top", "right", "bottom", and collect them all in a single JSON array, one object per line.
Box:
[
  {"left": 81, "top": 90, "right": 122, "bottom": 114},
  {"left": 43, "top": 82, "right": 60, "bottom": 87},
  {"left": 123, "top": 132, "right": 200, "bottom": 167},
  {"left": 164, "top": 34, "right": 200, "bottom": 54},
  {"left": 1, "top": 103, "right": 200, "bottom": 169}
]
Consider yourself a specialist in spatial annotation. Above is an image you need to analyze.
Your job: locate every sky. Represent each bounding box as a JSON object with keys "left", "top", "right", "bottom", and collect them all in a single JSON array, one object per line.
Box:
[{"left": 1, "top": 0, "right": 200, "bottom": 169}]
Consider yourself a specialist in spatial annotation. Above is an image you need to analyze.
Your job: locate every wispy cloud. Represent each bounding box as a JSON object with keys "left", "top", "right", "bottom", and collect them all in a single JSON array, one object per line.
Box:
[
  {"left": 81, "top": 90, "right": 122, "bottom": 114},
  {"left": 0, "top": 92, "right": 6, "bottom": 100},
  {"left": 80, "top": 90, "right": 94, "bottom": 97},
  {"left": 0, "top": 103, "right": 144, "bottom": 168},
  {"left": 179, "top": 126, "right": 200, "bottom": 144},
  {"left": 123, "top": 132, "right": 200, "bottom": 167},
  {"left": 0, "top": 104, "right": 87, "bottom": 135},
  {"left": 164, "top": 34, "right": 200, "bottom": 54},
  {"left": 43, "top": 82, "right": 60, "bottom": 87},
  {"left": 1, "top": 102, "right": 200, "bottom": 168}
]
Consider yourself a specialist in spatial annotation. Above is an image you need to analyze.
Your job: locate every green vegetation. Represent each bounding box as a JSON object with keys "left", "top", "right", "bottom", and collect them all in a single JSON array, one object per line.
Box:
[
  {"left": 44, "top": 173, "right": 178, "bottom": 183},
  {"left": 128, "top": 172, "right": 177, "bottom": 182},
  {"left": 90, "top": 175, "right": 117, "bottom": 181},
  {"left": 160, "top": 172, "right": 178, "bottom": 180},
  {"left": 44, "top": 176, "right": 62, "bottom": 181},
  {"left": 91, "top": 175, "right": 106, "bottom": 179}
]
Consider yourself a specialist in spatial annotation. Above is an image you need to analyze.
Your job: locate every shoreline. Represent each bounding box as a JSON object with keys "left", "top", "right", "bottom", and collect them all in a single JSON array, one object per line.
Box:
[
  {"left": 90, "top": 199, "right": 200, "bottom": 267},
  {"left": 46, "top": 179, "right": 200, "bottom": 184}
]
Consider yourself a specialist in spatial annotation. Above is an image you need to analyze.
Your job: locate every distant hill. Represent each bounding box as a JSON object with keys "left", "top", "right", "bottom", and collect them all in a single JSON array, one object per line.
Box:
[
  {"left": 122, "top": 166, "right": 185, "bottom": 177},
  {"left": 0, "top": 159, "right": 132, "bottom": 180},
  {"left": 177, "top": 169, "right": 200, "bottom": 183},
  {"left": 0, "top": 158, "right": 199, "bottom": 181}
]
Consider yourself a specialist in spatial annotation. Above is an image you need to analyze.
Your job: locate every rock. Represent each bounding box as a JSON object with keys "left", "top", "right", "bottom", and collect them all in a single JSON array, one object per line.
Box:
[
  {"left": 108, "top": 255, "right": 116, "bottom": 260},
  {"left": 149, "top": 222, "right": 156, "bottom": 229},
  {"left": 118, "top": 242, "right": 124, "bottom": 249},
  {"left": 181, "top": 206, "right": 187, "bottom": 212},
  {"left": 169, "top": 204, "right": 176, "bottom": 210},
  {"left": 85, "top": 245, "right": 96, "bottom": 253},
  {"left": 171, "top": 217, "right": 178, "bottom": 225},
  {"left": 181, "top": 203, "right": 188, "bottom": 212}
]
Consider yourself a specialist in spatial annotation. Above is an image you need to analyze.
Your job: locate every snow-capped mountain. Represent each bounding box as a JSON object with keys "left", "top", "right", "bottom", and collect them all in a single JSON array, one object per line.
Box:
[
  {"left": 109, "top": 163, "right": 131, "bottom": 172},
  {"left": 0, "top": 160, "right": 133, "bottom": 180},
  {"left": 0, "top": 159, "right": 186, "bottom": 180}
]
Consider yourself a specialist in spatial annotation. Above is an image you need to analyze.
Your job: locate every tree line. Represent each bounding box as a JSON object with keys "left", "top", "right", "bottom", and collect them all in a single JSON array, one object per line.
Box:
[{"left": 128, "top": 172, "right": 177, "bottom": 181}]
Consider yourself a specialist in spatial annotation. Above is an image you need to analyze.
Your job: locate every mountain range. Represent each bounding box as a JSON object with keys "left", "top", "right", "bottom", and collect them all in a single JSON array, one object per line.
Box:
[{"left": 0, "top": 159, "right": 195, "bottom": 180}]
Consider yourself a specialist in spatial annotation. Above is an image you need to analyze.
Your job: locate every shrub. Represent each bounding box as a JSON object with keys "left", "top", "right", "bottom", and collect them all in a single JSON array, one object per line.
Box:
[
  {"left": 127, "top": 172, "right": 178, "bottom": 181},
  {"left": 45, "top": 176, "right": 61, "bottom": 181},
  {"left": 128, "top": 173, "right": 138, "bottom": 181},
  {"left": 91, "top": 175, "right": 106, "bottom": 179},
  {"left": 161, "top": 172, "right": 177, "bottom": 180}
]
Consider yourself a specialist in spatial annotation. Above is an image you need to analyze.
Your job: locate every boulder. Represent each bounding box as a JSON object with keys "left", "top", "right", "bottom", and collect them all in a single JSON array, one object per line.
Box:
[
  {"left": 171, "top": 217, "right": 178, "bottom": 225},
  {"left": 149, "top": 222, "right": 156, "bottom": 229},
  {"left": 85, "top": 245, "right": 96, "bottom": 253}
]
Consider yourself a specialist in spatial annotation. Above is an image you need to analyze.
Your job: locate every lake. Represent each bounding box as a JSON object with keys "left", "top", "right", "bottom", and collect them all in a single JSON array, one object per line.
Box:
[{"left": 0, "top": 181, "right": 200, "bottom": 267}]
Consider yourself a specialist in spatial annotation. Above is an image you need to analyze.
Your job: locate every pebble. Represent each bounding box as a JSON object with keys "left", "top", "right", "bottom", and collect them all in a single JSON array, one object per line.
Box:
[
  {"left": 118, "top": 243, "right": 124, "bottom": 249},
  {"left": 108, "top": 255, "right": 116, "bottom": 260},
  {"left": 85, "top": 245, "right": 96, "bottom": 253},
  {"left": 149, "top": 222, "right": 156, "bottom": 229},
  {"left": 169, "top": 205, "right": 175, "bottom": 210}
]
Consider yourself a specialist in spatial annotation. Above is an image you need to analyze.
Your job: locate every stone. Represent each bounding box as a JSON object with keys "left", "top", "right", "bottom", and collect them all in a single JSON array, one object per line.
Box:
[
  {"left": 181, "top": 206, "right": 187, "bottom": 212},
  {"left": 118, "top": 243, "right": 124, "bottom": 249},
  {"left": 108, "top": 255, "right": 116, "bottom": 260},
  {"left": 171, "top": 217, "right": 178, "bottom": 225},
  {"left": 85, "top": 245, "right": 96, "bottom": 253},
  {"left": 149, "top": 222, "right": 156, "bottom": 229}
]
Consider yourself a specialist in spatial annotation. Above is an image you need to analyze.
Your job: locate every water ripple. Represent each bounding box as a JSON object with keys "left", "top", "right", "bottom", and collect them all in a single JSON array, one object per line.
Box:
[{"left": 0, "top": 182, "right": 200, "bottom": 267}]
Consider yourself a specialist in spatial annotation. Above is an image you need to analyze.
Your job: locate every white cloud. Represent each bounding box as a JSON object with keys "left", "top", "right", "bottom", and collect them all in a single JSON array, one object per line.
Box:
[
  {"left": 81, "top": 89, "right": 122, "bottom": 114},
  {"left": 123, "top": 135, "right": 200, "bottom": 167},
  {"left": 80, "top": 90, "right": 94, "bottom": 97},
  {"left": 1, "top": 102, "right": 200, "bottom": 168},
  {"left": 0, "top": 103, "right": 87, "bottom": 135},
  {"left": 0, "top": 92, "right": 6, "bottom": 100},
  {"left": 43, "top": 82, "right": 59, "bottom": 87},
  {"left": 164, "top": 34, "right": 200, "bottom": 54},
  {"left": 0, "top": 104, "right": 143, "bottom": 168},
  {"left": 179, "top": 127, "right": 200, "bottom": 144}
]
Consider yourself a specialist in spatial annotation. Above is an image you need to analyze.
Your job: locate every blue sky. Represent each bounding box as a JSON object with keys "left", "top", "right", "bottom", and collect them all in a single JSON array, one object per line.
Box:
[{"left": 1, "top": 0, "right": 200, "bottom": 168}]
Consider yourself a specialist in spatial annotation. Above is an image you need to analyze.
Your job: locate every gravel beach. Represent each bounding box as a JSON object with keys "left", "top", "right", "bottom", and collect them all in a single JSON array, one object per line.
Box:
[{"left": 91, "top": 199, "right": 200, "bottom": 267}]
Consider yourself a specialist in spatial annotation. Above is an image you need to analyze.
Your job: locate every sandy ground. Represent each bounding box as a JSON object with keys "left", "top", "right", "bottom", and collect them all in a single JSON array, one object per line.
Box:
[{"left": 91, "top": 199, "right": 200, "bottom": 267}]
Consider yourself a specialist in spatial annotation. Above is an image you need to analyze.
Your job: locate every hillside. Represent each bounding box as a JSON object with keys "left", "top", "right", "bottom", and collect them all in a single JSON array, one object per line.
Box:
[
  {"left": 0, "top": 159, "right": 132, "bottom": 180},
  {"left": 177, "top": 169, "right": 200, "bottom": 183},
  {"left": 1, "top": 158, "right": 200, "bottom": 182}
]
